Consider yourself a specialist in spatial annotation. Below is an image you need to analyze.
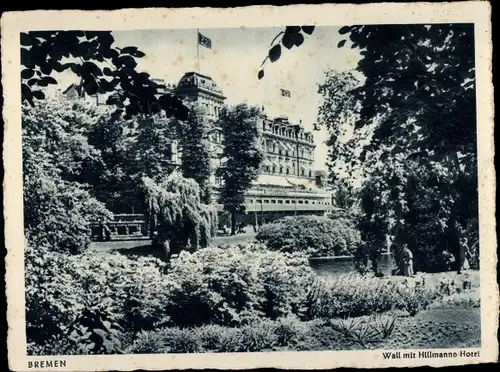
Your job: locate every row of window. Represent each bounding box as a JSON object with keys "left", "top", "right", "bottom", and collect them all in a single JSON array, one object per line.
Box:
[
  {"left": 262, "top": 165, "right": 312, "bottom": 178},
  {"left": 264, "top": 125, "right": 314, "bottom": 143},
  {"left": 249, "top": 199, "right": 331, "bottom": 205},
  {"left": 267, "top": 148, "right": 313, "bottom": 160}
]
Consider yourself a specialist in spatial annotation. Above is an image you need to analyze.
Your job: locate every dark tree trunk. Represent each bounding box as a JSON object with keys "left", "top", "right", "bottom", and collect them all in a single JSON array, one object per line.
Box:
[{"left": 231, "top": 212, "right": 237, "bottom": 236}]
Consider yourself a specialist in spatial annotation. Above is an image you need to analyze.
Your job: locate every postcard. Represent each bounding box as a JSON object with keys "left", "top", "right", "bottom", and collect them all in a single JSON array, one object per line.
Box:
[{"left": 2, "top": 2, "right": 497, "bottom": 371}]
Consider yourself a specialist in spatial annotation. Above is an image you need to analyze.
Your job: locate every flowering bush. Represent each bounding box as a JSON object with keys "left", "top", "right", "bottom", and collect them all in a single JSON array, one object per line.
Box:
[
  {"left": 25, "top": 243, "right": 170, "bottom": 355},
  {"left": 255, "top": 215, "right": 361, "bottom": 257},
  {"left": 164, "top": 244, "right": 315, "bottom": 326}
]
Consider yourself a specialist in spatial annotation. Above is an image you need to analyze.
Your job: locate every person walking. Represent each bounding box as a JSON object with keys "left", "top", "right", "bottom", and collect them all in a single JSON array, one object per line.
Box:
[
  {"left": 402, "top": 244, "right": 414, "bottom": 277},
  {"left": 458, "top": 236, "right": 471, "bottom": 274}
]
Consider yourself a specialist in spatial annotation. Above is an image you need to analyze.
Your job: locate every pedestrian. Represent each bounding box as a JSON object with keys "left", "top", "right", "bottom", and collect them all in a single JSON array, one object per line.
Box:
[
  {"left": 402, "top": 244, "right": 414, "bottom": 277},
  {"left": 458, "top": 237, "right": 471, "bottom": 273},
  {"left": 104, "top": 222, "right": 111, "bottom": 241}
]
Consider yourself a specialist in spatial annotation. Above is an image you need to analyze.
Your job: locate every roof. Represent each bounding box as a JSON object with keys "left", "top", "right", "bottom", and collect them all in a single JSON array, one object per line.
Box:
[
  {"left": 176, "top": 72, "right": 225, "bottom": 97},
  {"left": 252, "top": 175, "right": 321, "bottom": 191}
]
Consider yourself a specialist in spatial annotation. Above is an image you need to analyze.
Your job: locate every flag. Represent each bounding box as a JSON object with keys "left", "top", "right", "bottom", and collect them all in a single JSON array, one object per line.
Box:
[
  {"left": 280, "top": 88, "right": 291, "bottom": 98},
  {"left": 198, "top": 32, "right": 212, "bottom": 49}
]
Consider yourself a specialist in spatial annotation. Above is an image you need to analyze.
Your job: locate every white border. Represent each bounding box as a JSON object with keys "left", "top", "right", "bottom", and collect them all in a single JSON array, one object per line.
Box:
[{"left": 2, "top": 2, "right": 497, "bottom": 371}]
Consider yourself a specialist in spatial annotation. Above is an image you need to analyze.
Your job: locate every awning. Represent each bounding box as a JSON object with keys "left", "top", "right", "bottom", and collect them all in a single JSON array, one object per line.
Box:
[
  {"left": 253, "top": 174, "right": 295, "bottom": 187},
  {"left": 286, "top": 177, "right": 316, "bottom": 189}
]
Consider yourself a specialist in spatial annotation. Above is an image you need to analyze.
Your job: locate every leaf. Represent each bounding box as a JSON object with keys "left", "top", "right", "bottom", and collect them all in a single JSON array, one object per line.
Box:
[
  {"left": 285, "top": 26, "right": 301, "bottom": 34},
  {"left": 338, "top": 26, "right": 352, "bottom": 35},
  {"left": 282, "top": 33, "right": 295, "bottom": 50},
  {"left": 120, "top": 46, "right": 138, "bottom": 55},
  {"left": 27, "top": 78, "right": 39, "bottom": 86},
  {"left": 21, "top": 48, "right": 34, "bottom": 67},
  {"left": 133, "top": 50, "right": 146, "bottom": 58},
  {"left": 301, "top": 26, "right": 315, "bottom": 35},
  {"left": 294, "top": 33, "right": 305, "bottom": 47},
  {"left": 268, "top": 44, "right": 281, "bottom": 63},
  {"left": 103, "top": 67, "right": 114, "bottom": 76},
  {"left": 258, "top": 70, "right": 264, "bottom": 80},
  {"left": 40, "top": 64, "right": 53, "bottom": 75},
  {"left": 21, "top": 33, "right": 38, "bottom": 46},
  {"left": 21, "top": 69, "right": 35, "bottom": 79},
  {"left": 32, "top": 90, "right": 45, "bottom": 100},
  {"left": 337, "top": 40, "right": 347, "bottom": 48},
  {"left": 40, "top": 76, "right": 57, "bottom": 85}
]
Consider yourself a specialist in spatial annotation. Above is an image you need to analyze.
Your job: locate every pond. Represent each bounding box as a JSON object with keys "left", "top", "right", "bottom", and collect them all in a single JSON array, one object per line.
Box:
[{"left": 309, "top": 253, "right": 395, "bottom": 278}]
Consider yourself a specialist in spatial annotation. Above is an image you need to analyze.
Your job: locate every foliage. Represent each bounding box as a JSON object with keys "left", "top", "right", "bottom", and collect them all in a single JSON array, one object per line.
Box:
[
  {"left": 255, "top": 215, "right": 361, "bottom": 257},
  {"left": 257, "top": 25, "right": 315, "bottom": 79},
  {"left": 216, "top": 104, "right": 264, "bottom": 235},
  {"left": 176, "top": 104, "right": 213, "bottom": 204},
  {"left": 303, "top": 273, "right": 443, "bottom": 319},
  {"left": 141, "top": 171, "right": 217, "bottom": 255},
  {"left": 310, "top": 25, "right": 478, "bottom": 273},
  {"left": 164, "top": 244, "right": 315, "bottom": 326},
  {"left": 329, "top": 314, "right": 397, "bottom": 347},
  {"left": 22, "top": 98, "right": 113, "bottom": 253},
  {"left": 21, "top": 30, "right": 188, "bottom": 120},
  {"left": 25, "top": 244, "right": 171, "bottom": 355}
]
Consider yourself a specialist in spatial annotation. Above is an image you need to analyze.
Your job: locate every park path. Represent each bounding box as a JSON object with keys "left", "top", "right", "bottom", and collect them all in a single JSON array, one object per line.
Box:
[{"left": 90, "top": 229, "right": 257, "bottom": 251}]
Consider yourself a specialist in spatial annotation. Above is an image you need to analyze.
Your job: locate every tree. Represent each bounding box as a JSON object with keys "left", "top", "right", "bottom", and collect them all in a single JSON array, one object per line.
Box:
[
  {"left": 216, "top": 104, "right": 264, "bottom": 235},
  {"left": 176, "top": 104, "right": 213, "bottom": 204},
  {"left": 141, "top": 171, "right": 217, "bottom": 256},
  {"left": 264, "top": 24, "right": 478, "bottom": 272},
  {"left": 22, "top": 97, "right": 112, "bottom": 254},
  {"left": 257, "top": 26, "right": 315, "bottom": 80},
  {"left": 21, "top": 30, "right": 189, "bottom": 120}
]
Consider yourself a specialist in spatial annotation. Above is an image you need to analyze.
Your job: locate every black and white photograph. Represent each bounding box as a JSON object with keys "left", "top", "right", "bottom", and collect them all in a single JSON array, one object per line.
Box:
[{"left": 2, "top": 2, "right": 497, "bottom": 371}]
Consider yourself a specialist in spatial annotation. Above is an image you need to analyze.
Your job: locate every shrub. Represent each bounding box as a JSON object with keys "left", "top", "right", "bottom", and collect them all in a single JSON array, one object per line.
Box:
[
  {"left": 255, "top": 215, "right": 361, "bottom": 257},
  {"left": 328, "top": 314, "right": 397, "bottom": 347},
  {"left": 165, "top": 244, "right": 315, "bottom": 326},
  {"left": 238, "top": 321, "right": 278, "bottom": 351},
  {"left": 273, "top": 315, "right": 309, "bottom": 347},
  {"left": 25, "top": 244, "right": 170, "bottom": 355},
  {"left": 22, "top": 98, "right": 112, "bottom": 254},
  {"left": 303, "top": 273, "right": 443, "bottom": 320}
]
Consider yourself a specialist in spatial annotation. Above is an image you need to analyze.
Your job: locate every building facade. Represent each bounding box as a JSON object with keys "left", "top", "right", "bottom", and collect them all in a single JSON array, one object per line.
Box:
[
  {"left": 167, "top": 72, "right": 333, "bottom": 224},
  {"left": 66, "top": 71, "right": 334, "bottom": 236}
]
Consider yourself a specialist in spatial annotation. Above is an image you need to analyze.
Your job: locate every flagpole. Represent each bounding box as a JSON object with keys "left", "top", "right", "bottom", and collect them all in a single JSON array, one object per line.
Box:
[{"left": 196, "top": 28, "right": 200, "bottom": 74}]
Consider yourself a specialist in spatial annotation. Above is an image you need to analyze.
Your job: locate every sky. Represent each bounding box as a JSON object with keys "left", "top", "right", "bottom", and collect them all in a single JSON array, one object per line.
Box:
[{"left": 57, "top": 27, "right": 362, "bottom": 171}]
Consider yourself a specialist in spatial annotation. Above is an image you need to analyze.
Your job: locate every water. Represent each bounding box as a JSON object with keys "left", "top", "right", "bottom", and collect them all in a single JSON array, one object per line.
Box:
[{"left": 309, "top": 253, "right": 394, "bottom": 278}]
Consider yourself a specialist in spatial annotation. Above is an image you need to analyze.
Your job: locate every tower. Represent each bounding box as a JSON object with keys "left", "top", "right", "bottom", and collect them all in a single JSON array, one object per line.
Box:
[{"left": 175, "top": 72, "right": 226, "bottom": 120}]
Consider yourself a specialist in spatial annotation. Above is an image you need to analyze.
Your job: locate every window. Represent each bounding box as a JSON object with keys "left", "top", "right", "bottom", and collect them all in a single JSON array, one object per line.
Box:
[
  {"left": 278, "top": 200, "right": 283, "bottom": 204},
  {"left": 271, "top": 200, "right": 276, "bottom": 204},
  {"left": 285, "top": 200, "right": 290, "bottom": 204},
  {"left": 248, "top": 199, "right": 254, "bottom": 203},
  {"left": 272, "top": 166, "right": 276, "bottom": 173},
  {"left": 256, "top": 199, "right": 262, "bottom": 203},
  {"left": 309, "top": 170, "right": 312, "bottom": 178},
  {"left": 264, "top": 200, "right": 270, "bottom": 204},
  {"left": 298, "top": 200, "right": 303, "bottom": 204},
  {"left": 305, "top": 200, "right": 309, "bottom": 204},
  {"left": 301, "top": 169, "right": 305, "bottom": 176},
  {"left": 279, "top": 166, "right": 283, "bottom": 174},
  {"left": 286, "top": 168, "right": 289, "bottom": 175}
]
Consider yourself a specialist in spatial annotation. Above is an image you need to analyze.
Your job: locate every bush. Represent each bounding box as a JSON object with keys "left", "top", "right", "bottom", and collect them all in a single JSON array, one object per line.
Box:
[
  {"left": 25, "top": 244, "right": 171, "bottom": 355},
  {"left": 303, "top": 273, "right": 443, "bottom": 319},
  {"left": 255, "top": 215, "right": 361, "bottom": 257},
  {"left": 164, "top": 244, "right": 315, "bottom": 326},
  {"left": 22, "top": 98, "right": 112, "bottom": 254}
]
